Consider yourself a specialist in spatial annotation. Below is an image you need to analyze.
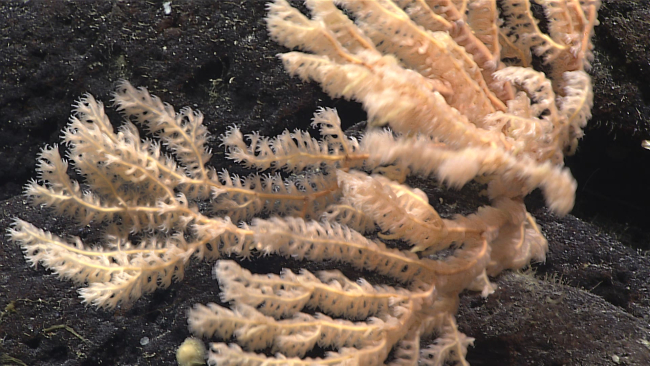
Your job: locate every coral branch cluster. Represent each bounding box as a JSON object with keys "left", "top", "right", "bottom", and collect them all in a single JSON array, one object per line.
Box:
[{"left": 9, "top": 0, "right": 599, "bottom": 365}]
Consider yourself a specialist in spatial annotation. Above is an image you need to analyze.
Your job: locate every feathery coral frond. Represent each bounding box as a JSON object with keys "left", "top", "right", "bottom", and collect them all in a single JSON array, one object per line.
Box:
[{"left": 9, "top": 0, "right": 599, "bottom": 364}]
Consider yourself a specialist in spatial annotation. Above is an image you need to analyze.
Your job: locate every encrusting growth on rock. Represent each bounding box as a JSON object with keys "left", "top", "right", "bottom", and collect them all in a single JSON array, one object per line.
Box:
[{"left": 9, "top": 0, "right": 600, "bottom": 365}]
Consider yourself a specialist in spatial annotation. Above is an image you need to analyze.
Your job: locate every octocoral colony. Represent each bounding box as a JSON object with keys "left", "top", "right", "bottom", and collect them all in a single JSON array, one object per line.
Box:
[{"left": 9, "top": 1, "right": 599, "bottom": 365}]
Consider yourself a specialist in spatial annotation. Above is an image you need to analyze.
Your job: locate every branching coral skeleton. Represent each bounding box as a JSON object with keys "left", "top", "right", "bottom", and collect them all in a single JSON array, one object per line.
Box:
[{"left": 8, "top": 0, "right": 599, "bottom": 365}]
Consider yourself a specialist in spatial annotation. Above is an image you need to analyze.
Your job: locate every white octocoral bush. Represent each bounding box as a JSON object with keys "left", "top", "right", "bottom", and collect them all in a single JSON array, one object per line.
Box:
[{"left": 9, "top": 0, "right": 600, "bottom": 365}]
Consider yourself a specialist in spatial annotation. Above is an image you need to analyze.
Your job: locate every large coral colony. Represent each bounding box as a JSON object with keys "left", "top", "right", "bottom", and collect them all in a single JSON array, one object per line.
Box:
[{"left": 8, "top": 0, "right": 599, "bottom": 365}]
